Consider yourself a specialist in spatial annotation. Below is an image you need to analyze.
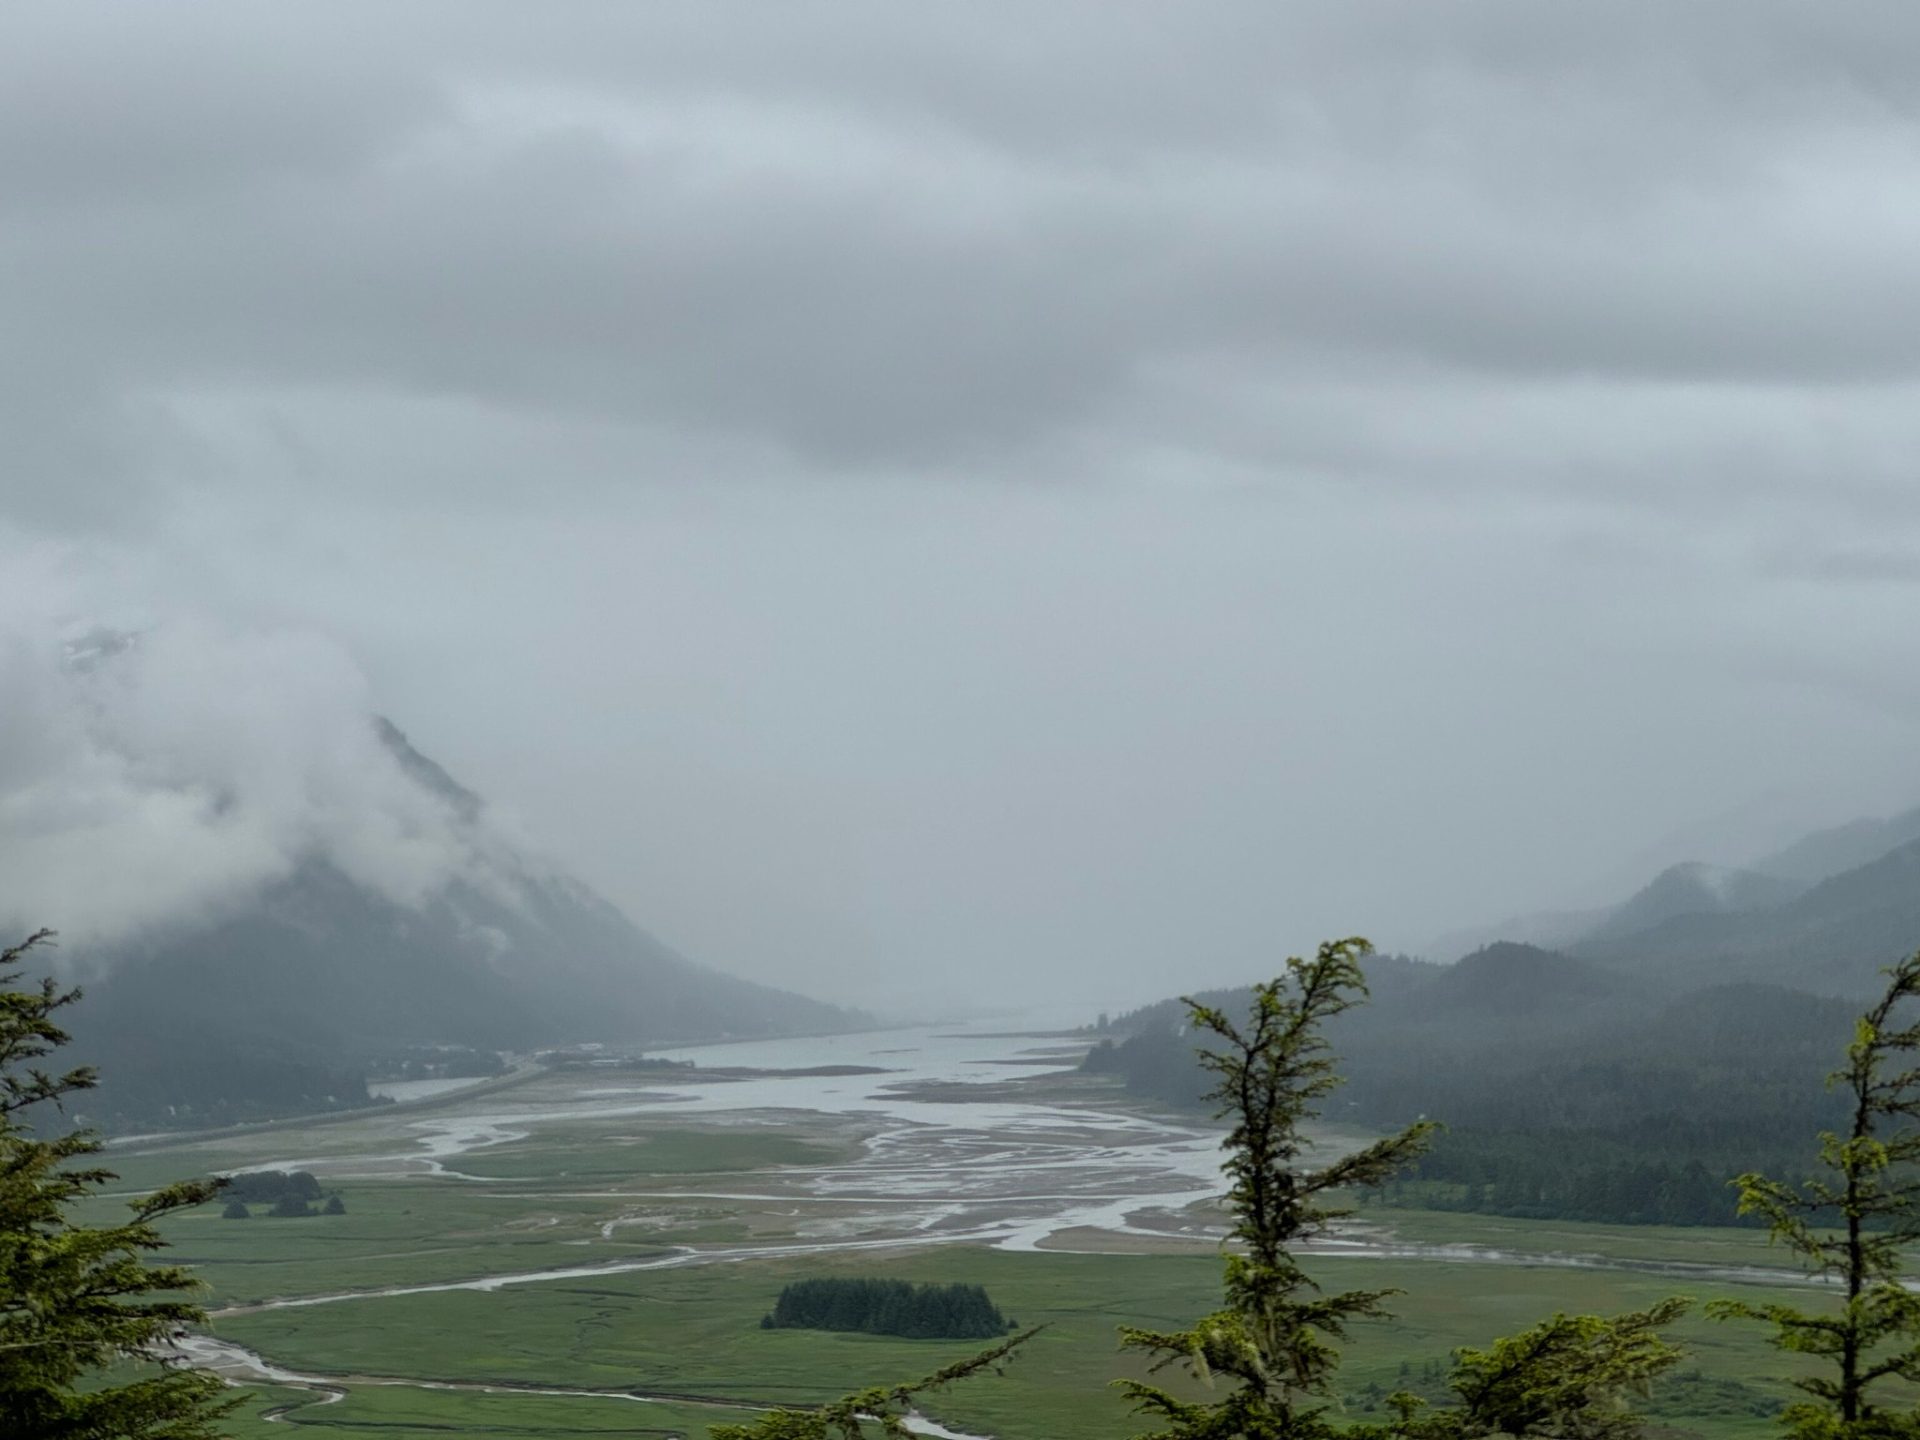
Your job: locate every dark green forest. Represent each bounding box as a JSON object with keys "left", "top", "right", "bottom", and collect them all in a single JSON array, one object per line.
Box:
[
  {"left": 69, "top": 1018, "right": 382, "bottom": 1132},
  {"left": 221, "top": 1170, "right": 323, "bottom": 1204},
  {"left": 760, "top": 1278, "right": 1011, "bottom": 1339},
  {"left": 1084, "top": 945, "right": 1856, "bottom": 1226},
  {"left": 1081, "top": 827, "right": 1920, "bottom": 1230}
]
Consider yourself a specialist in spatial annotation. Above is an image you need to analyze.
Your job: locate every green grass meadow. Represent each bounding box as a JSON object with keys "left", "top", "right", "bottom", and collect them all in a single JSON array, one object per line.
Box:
[
  {"left": 205, "top": 1226, "right": 1830, "bottom": 1439},
  {"left": 105, "top": 1097, "right": 1856, "bottom": 1438}
]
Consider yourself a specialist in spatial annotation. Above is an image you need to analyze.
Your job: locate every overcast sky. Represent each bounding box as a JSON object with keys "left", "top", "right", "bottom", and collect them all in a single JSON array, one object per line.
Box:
[{"left": 7, "top": 3, "right": 1920, "bottom": 1014}]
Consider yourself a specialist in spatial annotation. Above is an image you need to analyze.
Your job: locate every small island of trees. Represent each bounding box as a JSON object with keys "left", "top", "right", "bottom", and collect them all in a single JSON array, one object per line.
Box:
[
  {"left": 219, "top": 1168, "right": 346, "bottom": 1218},
  {"left": 760, "top": 1278, "right": 1011, "bottom": 1340}
]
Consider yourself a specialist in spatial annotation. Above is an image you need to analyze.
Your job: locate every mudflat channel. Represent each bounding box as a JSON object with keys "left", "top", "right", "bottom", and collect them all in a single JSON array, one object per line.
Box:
[{"left": 128, "top": 1024, "right": 1826, "bottom": 1438}]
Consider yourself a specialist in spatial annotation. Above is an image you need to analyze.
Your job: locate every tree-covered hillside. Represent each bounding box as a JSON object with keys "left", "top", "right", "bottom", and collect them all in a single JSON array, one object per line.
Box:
[
  {"left": 1431, "top": 801, "right": 1920, "bottom": 991},
  {"left": 1084, "top": 944, "right": 1855, "bottom": 1226},
  {"left": 1575, "top": 837, "right": 1920, "bottom": 996}
]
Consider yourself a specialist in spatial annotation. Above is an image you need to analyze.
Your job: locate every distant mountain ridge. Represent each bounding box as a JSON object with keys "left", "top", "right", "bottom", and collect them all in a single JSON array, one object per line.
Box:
[
  {"left": 1573, "top": 835, "right": 1920, "bottom": 995},
  {"left": 60, "top": 717, "right": 864, "bottom": 1128},
  {"left": 1425, "top": 940, "right": 1624, "bottom": 1015},
  {"left": 1426, "top": 799, "right": 1920, "bottom": 997},
  {"left": 1426, "top": 861, "right": 1806, "bottom": 963},
  {"left": 1580, "top": 861, "right": 1806, "bottom": 945},
  {"left": 1082, "top": 797, "right": 1920, "bottom": 1230},
  {"left": 1082, "top": 940, "right": 1860, "bottom": 1227},
  {"left": 1420, "top": 906, "right": 1606, "bottom": 966},
  {"left": 1749, "top": 804, "right": 1920, "bottom": 885}
]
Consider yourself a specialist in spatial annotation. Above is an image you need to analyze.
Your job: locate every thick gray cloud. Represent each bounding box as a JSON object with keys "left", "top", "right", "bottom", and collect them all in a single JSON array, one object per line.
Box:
[
  {"left": 0, "top": 577, "right": 509, "bottom": 950},
  {"left": 13, "top": 1, "right": 1920, "bottom": 491},
  {"left": 6, "top": 4, "right": 1920, "bottom": 1012}
]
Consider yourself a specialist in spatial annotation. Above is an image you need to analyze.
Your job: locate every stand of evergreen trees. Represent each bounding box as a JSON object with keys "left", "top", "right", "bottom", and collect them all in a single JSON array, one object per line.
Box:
[
  {"left": 218, "top": 1169, "right": 346, "bottom": 1218},
  {"left": 760, "top": 1279, "right": 1010, "bottom": 1340},
  {"left": 221, "top": 1169, "right": 322, "bottom": 1204},
  {"left": 1082, "top": 955, "right": 1859, "bottom": 1228},
  {"left": 1385, "top": 1131, "right": 1814, "bottom": 1227}
]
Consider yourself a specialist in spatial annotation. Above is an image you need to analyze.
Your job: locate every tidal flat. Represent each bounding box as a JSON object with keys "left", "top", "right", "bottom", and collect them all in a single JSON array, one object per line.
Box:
[{"left": 109, "top": 1024, "right": 1858, "bottom": 1438}]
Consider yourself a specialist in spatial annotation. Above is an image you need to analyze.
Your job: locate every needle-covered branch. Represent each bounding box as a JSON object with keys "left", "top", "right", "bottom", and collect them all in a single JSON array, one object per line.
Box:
[
  {"left": 1712, "top": 951, "right": 1920, "bottom": 1438},
  {"left": 708, "top": 1325, "right": 1043, "bottom": 1439},
  {"left": 0, "top": 930, "right": 235, "bottom": 1439},
  {"left": 1119, "top": 938, "right": 1684, "bottom": 1440},
  {"left": 1116, "top": 940, "right": 1439, "bottom": 1439},
  {"left": 1371, "top": 1298, "right": 1688, "bottom": 1440},
  {"left": 712, "top": 936, "right": 1689, "bottom": 1440}
]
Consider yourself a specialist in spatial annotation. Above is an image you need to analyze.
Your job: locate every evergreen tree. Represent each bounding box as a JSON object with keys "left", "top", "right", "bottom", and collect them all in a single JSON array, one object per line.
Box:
[
  {"left": 709, "top": 1327, "right": 1038, "bottom": 1440},
  {"left": 1117, "top": 940, "right": 1440, "bottom": 1435},
  {"left": 714, "top": 937, "right": 1686, "bottom": 1440},
  {"left": 1117, "top": 940, "right": 1685, "bottom": 1440},
  {"left": 0, "top": 930, "right": 235, "bottom": 1439},
  {"left": 1394, "top": 1301, "right": 1689, "bottom": 1440},
  {"left": 1710, "top": 953, "right": 1920, "bottom": 1438}
]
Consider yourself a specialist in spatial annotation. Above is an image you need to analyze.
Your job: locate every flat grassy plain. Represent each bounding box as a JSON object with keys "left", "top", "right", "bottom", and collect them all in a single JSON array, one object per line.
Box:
[
  {"left": 106, "top": 1067, "right": 1867, "bottom": 1438},
  {"left": 204, "top": 1233, "right": 1825, "bottom": 1440},
  {"left": 220, "top": 1382, "right": 751, "bottom": 1439},
  {"left": 1353, "top": 1202, "right": 1798, "bottom": 1271},
  {"left": 102, "top": 1097, "right": 868, "bottom": 1302}
]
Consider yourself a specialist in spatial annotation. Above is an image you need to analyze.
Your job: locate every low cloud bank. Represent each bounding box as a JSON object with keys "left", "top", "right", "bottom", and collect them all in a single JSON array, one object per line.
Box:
[{"left": 0, "top": 603, "right": 484, "bottom": 951}]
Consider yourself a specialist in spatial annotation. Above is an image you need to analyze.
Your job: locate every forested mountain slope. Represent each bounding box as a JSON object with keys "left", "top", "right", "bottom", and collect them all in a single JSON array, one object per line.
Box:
[
  {"left": 1751, "top": 803, "right": 1920, "bottom": 885},
  {"left": 1084, "top": 943, "right": 1856, "bottom": 1225},
  {"left": 1574, "top": 836, "right": 1920, "bottom": 996},
  {"left": 1580, "top": 862, "right": 1805, "bottom": 945},
  {"left": 1426, "top": 799, "right": 1920, "bottom": 997}
]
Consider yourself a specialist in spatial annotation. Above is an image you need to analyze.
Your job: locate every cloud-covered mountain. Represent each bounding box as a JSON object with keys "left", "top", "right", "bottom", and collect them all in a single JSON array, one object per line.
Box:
[
  {"left": 1573, "top": 835, "right": 1920, "bottom": 996},
  {"left": 1426, "top": 800, "right": 1920, "bottom": 998},
  {"left": 1418, "top": 861, "right": 1805, "bottom": 966},
  {"left": 1420, "top": 905, "right": 1610, "bottom": 967},
  {"left": 1578, "top": 861, "right": 1807, "bottom": 946},
  {"left": 1748, "top": 804, "right": 1920, "bottom": 887},
  {"left": 82, "top": 718, "right": 858, "bottom": 1044},
  {"left": 0, "top": 618, "right": 860, "bottom": 1127}
]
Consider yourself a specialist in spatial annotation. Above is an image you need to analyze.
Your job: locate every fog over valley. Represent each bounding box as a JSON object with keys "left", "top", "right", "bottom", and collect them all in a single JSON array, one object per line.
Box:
[
  {"left": 8, "top": 5, "right": 1920, "bottom": 1017},
  {"left": 9, "top": 9, "right": 1920, "bottom": 1439}
]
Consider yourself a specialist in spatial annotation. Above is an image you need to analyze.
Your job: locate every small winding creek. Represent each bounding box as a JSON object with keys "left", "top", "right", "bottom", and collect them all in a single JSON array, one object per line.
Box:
[
  {"left": 176, "top": 1331, "right": 983, "bottom": 1438},
  {"left": 177, "top": 1022, "right": 1831, "bottom": 1434},
  {"left": 178, "top": 1330, "right": 652, "bottom": 1409},
  {"left": 215, "top": 1023, "right": 1831, "bottom": 1298},
  {"left": 227, "top": 1024, "right": 1235, "bottom": 1254}
]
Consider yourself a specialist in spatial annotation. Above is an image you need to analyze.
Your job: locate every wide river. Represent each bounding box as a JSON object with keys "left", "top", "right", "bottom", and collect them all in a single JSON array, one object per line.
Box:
[
  {"left": 247, "top": 1022, "right": 1235, "bottom": 1259},
  {"left": 190, "top": 1022, "right": 1234, "bottom": 1438},
  {"left": 229, "top": 1022, "right": 1827, "bottom": 1290},
  {"left": 182, "top": 1022, "right": 1828, "bottom": 1436}
]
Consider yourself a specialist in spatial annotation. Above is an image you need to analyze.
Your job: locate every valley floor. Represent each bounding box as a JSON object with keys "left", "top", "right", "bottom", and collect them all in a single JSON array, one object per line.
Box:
[{"left": 107, "top": 1025, "right": 1849, "bottom": 1439}]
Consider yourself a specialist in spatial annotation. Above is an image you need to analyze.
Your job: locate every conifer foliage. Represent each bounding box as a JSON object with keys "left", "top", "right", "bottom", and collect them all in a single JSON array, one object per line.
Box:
[
  {"left": 1117, "top": 939, "right": 1440, "bottom": 1433},
  {"left": 0, "top": 930, "right": 234, "bottom": 1440},
  {"left": 1711, "top": 952, "right": 1920, "bottom": 1438},
  {"left": 1121, "top": 939, "right": 1687, "bottom": 1440},
  {"left": 714, "top": 936, "right": 1688, "bottom": 1440},
  {"left": 709, "top": 1326, "right": 1040, "bottom": 1440}
]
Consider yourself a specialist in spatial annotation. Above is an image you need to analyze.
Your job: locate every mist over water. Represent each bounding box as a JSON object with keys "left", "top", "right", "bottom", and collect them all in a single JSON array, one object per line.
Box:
[
  {"left": 0, "top": 604, "right": 515, "bottom": 954},
  {"left": 10, "top": 6, "right": 1920, "bottom": 1009},
  {"left": 17, "top": 14, "right": 1920, "bottom": 1440}
]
